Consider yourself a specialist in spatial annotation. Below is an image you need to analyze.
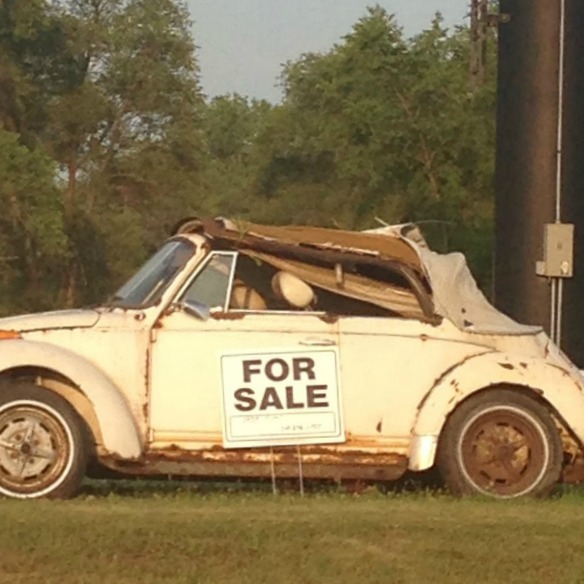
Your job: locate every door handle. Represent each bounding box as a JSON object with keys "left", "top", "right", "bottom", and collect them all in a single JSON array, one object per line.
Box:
[{"left": 299, "top": 338, "right": 336, "bottom": 346}]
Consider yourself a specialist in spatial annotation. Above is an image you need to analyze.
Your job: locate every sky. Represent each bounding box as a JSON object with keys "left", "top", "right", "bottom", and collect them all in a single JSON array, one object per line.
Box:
[{"left": 186, "top": 0, "right": 470, "bottom": 103}]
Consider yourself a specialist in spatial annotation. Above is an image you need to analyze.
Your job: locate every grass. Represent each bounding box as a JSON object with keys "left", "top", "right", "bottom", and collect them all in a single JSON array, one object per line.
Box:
[{"left": 2, "top": 481, "right": 584, "bottom": 584}]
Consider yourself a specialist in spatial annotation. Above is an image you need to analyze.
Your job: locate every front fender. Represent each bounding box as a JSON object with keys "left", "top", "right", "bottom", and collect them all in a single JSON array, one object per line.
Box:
[
  {"left": 408, "top": 351, "right": 584, "bottom": 471},
  {"left": 0, "top": 339, "right": 142, "bottom": 459}
]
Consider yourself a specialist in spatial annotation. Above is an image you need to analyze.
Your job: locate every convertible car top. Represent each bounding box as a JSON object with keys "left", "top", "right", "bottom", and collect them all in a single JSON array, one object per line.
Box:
[{"left": 175, "top": 217, "right": 537, "bottom": 335}]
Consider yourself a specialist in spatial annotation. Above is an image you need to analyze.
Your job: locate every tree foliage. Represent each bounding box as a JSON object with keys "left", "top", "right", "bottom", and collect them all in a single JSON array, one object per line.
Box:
[
  {"left": 252, "top": 8, "right": 496, "bottom": 285},
  {"left": 0, "top": 3, "right": 497, "bottom": 315},
  {"left": 1, "top": 0, "right": 205, "bottom": 311}
]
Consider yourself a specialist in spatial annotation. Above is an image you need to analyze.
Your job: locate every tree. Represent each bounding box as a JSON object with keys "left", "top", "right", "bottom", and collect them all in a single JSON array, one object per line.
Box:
[
  {"left": 10, "top": 0, "right": 207, "bottom": 304},
  {"left": 1, "top": 0, "right": 207, "bottom": 309},
  {"left": 0, "top": 128, "right": 67, "bottom": 314},
  {"left": 1, "top": 3, "right": 498, "bottom": 313},
  {"left": 247, "top": 7, "right": 496, "bottom": 286},
  {"left": 199, "top": 94, "right": 273, "bottom": 217}
]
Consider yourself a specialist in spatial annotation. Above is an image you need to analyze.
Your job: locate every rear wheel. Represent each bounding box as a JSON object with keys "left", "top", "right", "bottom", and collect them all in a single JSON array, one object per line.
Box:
[
  {"left": 437, "top": 389, "right": 563, "bottom": 498},
  {"left": 0, "top": 383, "right": 88, "bottom": 499}
]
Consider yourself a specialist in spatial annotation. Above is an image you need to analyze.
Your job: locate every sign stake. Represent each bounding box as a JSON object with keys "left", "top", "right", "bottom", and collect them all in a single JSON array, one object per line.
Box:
[
  {"left": 270, "top": 447, "right": 277, "bottom": 496},
  {"left": 297, "top": 444, "right": 304, "bottom": 497}
]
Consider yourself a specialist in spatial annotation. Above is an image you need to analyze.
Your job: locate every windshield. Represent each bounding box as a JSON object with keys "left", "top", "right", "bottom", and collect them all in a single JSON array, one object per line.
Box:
[{"left": 108, "top": 239, "right": 196, "bottom": 308}]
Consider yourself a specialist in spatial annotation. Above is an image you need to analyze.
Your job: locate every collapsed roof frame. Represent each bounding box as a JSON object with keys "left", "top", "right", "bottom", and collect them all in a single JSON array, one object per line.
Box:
[{"left": 178, "top": 217, "right": 438, "bottom": 323}]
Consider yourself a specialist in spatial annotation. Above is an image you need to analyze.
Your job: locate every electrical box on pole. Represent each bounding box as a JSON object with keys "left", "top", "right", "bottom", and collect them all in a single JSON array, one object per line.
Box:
[{"left": 535, "top": 223, "right": 574, "bottom": 278}]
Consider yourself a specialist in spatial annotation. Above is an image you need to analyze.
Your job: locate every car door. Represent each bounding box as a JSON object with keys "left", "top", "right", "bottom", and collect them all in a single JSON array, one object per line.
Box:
[{"left": 147, "top": 251, "right": 343, "bottom": 451}]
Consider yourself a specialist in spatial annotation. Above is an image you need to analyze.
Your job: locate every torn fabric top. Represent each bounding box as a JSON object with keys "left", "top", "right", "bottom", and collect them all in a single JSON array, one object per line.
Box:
[{"left": 417, "top": 247, "right": 542, "bottom": 335}]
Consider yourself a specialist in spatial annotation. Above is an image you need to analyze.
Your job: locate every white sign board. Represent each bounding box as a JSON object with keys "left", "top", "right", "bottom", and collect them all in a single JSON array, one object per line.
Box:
[{"left": 220, "top": 349, "right": 344, "bottom": 448}]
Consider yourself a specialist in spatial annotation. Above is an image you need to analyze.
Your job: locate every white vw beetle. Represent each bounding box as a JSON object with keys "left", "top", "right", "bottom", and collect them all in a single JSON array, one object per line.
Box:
[{"left": 1, "top": 217, "right": 584, "bottom": 499}]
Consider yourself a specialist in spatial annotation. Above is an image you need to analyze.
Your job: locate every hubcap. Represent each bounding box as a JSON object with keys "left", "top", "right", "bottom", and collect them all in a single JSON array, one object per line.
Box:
[
  {"left": 459, "top": 407, "right": 548, "bottom": 497},
  {"left": 0, "top": 405, "right": 71, "bottom": 496}
]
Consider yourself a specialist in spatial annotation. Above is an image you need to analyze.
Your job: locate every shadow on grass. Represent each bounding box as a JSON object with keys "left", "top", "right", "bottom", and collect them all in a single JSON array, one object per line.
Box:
[
  {"left": 80, "top": 476, "right": 277, "bottom": 498},
  {"left": 79, "top": 468, "right": 449, "bottom": 500},
  {"left": 79, "top": 465, "right": 584, "bottom": 502}
]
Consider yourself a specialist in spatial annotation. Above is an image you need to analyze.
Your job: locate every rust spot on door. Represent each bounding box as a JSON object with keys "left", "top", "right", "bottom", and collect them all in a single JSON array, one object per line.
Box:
[{"left": 211, "top": 311, "right": 246, "bottom": 320}]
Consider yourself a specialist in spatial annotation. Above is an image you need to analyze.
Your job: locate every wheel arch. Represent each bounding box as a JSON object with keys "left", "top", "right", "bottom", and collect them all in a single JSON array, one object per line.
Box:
[
  {"left": 408, "top": 352, "right": 584, "bottom": 471},
  {"left": 0, "top": 340, "right": 143, "bottom": 460},
  {"left": 0, "top": 366, "right": 103, "bottom": 448}
]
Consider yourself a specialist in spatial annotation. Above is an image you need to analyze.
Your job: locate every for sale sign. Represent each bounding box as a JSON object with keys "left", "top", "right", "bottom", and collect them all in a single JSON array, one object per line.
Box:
[{"left": 220, "top": 349, "right": 344, "bottom": 448}]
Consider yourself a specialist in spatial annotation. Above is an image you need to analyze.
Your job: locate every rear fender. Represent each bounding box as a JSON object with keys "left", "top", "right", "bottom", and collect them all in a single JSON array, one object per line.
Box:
[
  {"left": 409, "top": 352, "right": 584, "bottom": 471},
  {"left": 0, "top": 339, "right": 142, "bottom": 459}
]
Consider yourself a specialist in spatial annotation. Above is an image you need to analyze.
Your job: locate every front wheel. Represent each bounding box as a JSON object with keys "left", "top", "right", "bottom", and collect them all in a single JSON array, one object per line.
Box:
[
  {"left": 437, "top": 389, "right": 563, "bottom": 498},
  {"left": 0, "top": 383, "right": 88, "bottom": 499}
]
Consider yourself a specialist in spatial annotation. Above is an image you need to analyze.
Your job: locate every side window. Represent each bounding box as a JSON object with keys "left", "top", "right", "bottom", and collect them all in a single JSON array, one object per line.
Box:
[
  {"left": 228, "top": 255, "right": 314, "bottom": 312},
  {"left": 180, "top": 253, "right": 236, "bottom": 310},
  {"left": 229, "top": 255, "right": 280, "bottom": 311},
  {"left": 225, "top": 255, "right": 406, "bottom": 316},
  {"left": 229, "top": 255, "right": 425, "bottom": 319},
  {"left": 180, "top": 252, "right": 425, "bottom": 320}
]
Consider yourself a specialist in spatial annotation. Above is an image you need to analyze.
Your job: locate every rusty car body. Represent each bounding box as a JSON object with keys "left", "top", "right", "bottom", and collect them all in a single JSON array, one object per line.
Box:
[{"left": 1, "top": 217, "right": 584, "bottom": 499}]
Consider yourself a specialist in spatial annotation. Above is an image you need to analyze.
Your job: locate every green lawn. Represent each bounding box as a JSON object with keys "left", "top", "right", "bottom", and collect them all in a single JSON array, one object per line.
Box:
[{"left": 2, "top": 481, "right": 584, "bottom": 584}]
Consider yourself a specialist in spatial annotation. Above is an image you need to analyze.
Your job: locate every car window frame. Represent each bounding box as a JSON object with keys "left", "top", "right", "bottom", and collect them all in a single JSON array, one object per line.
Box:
[{"left": 175, "top": 250, "right": 238, "bottom": 312}]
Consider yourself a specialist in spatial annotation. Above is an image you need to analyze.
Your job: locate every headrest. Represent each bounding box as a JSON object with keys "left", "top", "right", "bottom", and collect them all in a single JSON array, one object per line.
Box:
[
  {"left": 230, "top": 281, "right": 267, "bottom": 310},
  {"left": 271, "top": 272, "right": 314, "bottom": 309}
]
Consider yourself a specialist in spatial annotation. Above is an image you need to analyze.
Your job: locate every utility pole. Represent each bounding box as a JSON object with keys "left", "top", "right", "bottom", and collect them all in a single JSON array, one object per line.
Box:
[
  {"left": 469, "top": 0, "right": 488, "bottom": 89},
  {"left": 469, "top": 1, "right": 508, "bottom": 90},
  {"left": 494, "top": 0, "right": 584, "bottom": 366}
]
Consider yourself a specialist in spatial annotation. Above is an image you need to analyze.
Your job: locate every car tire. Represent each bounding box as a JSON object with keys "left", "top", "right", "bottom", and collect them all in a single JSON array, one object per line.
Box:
[
  {"left": 437, "top": 389, "right": 563, "bottom": 498},
  {"left": 0, "top": 383, "right": 88, "bottom": 499}
]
